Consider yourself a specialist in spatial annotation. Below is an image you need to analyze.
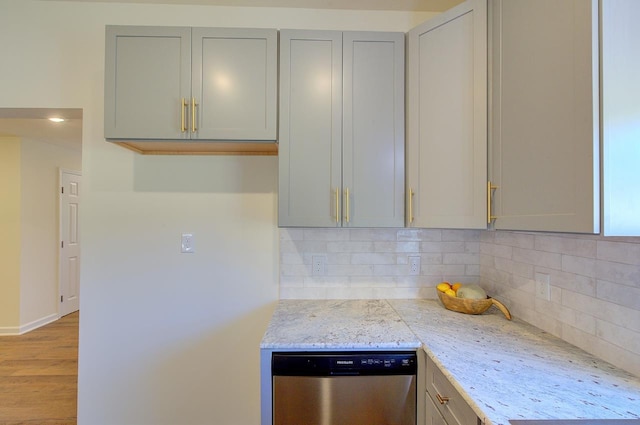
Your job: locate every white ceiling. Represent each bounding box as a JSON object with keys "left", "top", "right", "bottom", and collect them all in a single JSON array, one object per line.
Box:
[
  {"left": 38, "top": 0, "right": 461, "bottom": 12},
  {"left": 0, "top": 108, "right": 83, "bottom": 151}
]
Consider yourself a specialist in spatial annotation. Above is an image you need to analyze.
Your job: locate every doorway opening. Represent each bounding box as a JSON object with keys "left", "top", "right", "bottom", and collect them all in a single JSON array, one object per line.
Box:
[{"left": 0, "top": 107, "right": 82, "bottom": 332}]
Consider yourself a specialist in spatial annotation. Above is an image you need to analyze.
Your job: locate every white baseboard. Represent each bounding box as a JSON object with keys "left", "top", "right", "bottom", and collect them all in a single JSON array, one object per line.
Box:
[{"left": 0, "top": 313, "right": 59, "bottom": 335}]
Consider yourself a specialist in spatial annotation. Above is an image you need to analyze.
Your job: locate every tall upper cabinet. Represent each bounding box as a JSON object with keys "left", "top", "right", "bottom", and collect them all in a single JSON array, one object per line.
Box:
[
  {"left": 104, "top": 26, "right": 277, "bottom": 145},
  {"left": 278, "top": 30, "right": 405, "bottom": 227},
  {"left": 489, "top": 0, "right": 600, "bottom": 233},
  {"left": 406, "top": 0, "right": 488, "bottom": 229}
]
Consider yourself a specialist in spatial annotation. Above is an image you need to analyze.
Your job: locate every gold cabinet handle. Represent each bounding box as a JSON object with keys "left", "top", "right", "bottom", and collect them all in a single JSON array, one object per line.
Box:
[
  {"left": 436, "top": 393, "right": 450, "bottom": 405},
  {"left": 409, "top": 188, "right": 414, "bottom": 225},
  {"left": 335, "top": 188, "right": 340, "bottom": 224},
  {"left": 345, "top": 187, "right": 350, "bottom": 223},
  {"left": 191, "top": 97, "right": 197, "bottom": 133},
  {"left": 181, "top": 98, "right": 187, "bottom": 132},
  {"left": 487, "top": 181, "right": 498, "bottom": 224}
]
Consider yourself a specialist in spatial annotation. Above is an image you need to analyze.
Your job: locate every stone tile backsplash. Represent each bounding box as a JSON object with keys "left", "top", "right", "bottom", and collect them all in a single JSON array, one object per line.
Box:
[
  {"left": 279, "top": 228, "right": 481, "bottom": 300},
  {"left": 480, "top": 231, "right": 640, "bottom": 377},
  {"left": 279, "top": 227, "right": 640, "bottom": 377}
]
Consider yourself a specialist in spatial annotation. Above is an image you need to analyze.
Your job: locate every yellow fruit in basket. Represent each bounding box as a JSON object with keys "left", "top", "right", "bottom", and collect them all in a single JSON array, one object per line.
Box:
[
  {"left": 452, "top": 282, "right": 462, "bottom": 292},
  {"left": 436, "top": 282, "right": 451, "bottom": 293},
  {"left": 444, "top": 288, "right": 456, "bottom": 297}
]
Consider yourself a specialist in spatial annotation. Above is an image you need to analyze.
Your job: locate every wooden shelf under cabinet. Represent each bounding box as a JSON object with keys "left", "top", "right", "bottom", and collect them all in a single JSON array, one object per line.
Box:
[{"left": 110, "top": 140, "right": 278, "bottom": 156}]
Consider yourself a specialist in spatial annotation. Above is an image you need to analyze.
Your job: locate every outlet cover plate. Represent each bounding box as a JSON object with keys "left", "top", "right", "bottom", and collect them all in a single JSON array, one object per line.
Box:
[
  {"left": 409, "top": 256, "right": 420, "bottom": 275},
  {"left": 535, "top": 272, "right": 550, "bottom": 300},
  {"left": 312, "top": 255, "right": 327, "bottom": 276},
  {"left": 181, "top": 233, "right": 194, "bottom": 253}
]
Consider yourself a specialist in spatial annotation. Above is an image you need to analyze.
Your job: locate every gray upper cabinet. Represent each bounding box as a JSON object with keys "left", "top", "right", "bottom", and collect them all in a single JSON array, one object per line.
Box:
[
  {"left": 191, "top": 28, "right": 277, "bottom": 141},
  {"left": 278, "top": 30, "right": 405, "bottom": 227},
  {"left": 489, "top": 0, "right": 600, "bottom": 233},
  {"left": 343, "top": 32, "right": 405, "bottom": 228},
  {"left": 104, "top": 26, "right": 191, "bottom": 140},
  {"left": 406, "top": 0, "right": 488, "bottom": 229},
  {"left": 104, "top": 25, "right": 277, "bottom": 142},
  {"left": 278, "top": 30, "right": 342, "bottom": 227}
]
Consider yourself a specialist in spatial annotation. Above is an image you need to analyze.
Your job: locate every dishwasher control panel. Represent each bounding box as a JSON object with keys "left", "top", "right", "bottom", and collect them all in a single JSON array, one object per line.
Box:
[{"left": 272, "top": 351, "right": 417, "bottom": 376}]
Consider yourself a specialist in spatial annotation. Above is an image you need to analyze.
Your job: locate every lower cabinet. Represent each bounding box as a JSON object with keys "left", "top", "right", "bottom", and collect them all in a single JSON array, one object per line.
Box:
[
  {"left": 426, "top": 393, "right": 448, "bottom": 425},
  {"left": 425, "top": 354, "right": 481, "bottom": 425}
]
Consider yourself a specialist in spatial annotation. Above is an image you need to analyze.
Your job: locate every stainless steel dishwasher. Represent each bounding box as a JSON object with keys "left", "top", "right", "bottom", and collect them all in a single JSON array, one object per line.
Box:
[{"left": 272, "top": 351, "right": 417, "bottom": 425}]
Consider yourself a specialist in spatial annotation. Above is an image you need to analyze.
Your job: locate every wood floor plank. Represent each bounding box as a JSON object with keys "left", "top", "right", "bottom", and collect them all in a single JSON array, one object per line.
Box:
[
  {"left": 0, "top": 359, "right": 77, "bottom": 377},
  {"left": 0, "top": 312, "right": 78, "bottom": 425}
]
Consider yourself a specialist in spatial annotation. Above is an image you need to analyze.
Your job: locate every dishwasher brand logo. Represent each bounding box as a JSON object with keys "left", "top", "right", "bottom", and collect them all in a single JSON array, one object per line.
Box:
[{"left": 336, "top": 360, "right": 354, "bottom": 365}]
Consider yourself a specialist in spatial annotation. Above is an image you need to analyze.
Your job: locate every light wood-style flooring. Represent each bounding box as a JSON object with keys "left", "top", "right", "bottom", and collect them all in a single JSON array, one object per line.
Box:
[{"left": 0, "top": 312, "right": 78, "bottom": 425}]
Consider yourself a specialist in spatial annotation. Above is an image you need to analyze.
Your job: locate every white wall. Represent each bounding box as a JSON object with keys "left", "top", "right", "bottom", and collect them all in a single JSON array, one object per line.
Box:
[
  {"left": 0, "top": 136, "right": 21, "bottom": 330},
  {"left": 0, "top": 1, "right": 433, "bottom": 424},
  {"left": 20, "top": 138, "right": 81, "bottom": 328},
  {"left": 602, "top": 0, "right": 640, "bottom": 236}
]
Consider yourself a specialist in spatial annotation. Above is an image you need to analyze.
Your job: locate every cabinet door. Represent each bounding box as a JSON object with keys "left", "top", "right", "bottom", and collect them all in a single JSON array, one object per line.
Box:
[
  {"left": 490, "top": 0, "right": 599, "bottom": 233},
  {"left": 426, "top": 355, "right": 480, "bottom": 425},
  {"left": 425, "top": 393, "right": 448, "bottom": 425},
  {"left": 104, "top": 26, "right": 191, "bottom": 140},
  {"left": 191, "top": 28, "right": 277, "bottom": 141},
  {"left": 343, "top": 32, "right": 405, "bottom": 228},
  {"left": 407, "top": 0, "right": 487, "bottom": 229},
  {"left": 278, "top": 30, "right": 343, "bottom": 227}
]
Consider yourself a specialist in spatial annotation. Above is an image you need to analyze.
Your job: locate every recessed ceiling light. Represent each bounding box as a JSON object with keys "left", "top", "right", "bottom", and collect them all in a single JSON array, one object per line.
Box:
[{"left": 49, "top": 117, "right": 65, "bottom": 123}]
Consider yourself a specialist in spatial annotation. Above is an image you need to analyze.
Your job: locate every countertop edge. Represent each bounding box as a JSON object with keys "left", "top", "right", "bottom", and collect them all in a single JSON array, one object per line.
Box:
[{"left": 260, "top": 341, "right": 423, "bottom": 350}]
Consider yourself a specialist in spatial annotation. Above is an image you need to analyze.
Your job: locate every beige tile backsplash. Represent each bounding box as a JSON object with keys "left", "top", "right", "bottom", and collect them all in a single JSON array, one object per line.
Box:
[
  {"left": 279, "top": 228, "right": 640, "bottom": 377},
  {"left": 279, "top": 228, "right": 482, "bottom": 300},
  {"left": 482, "top": 231, "right": 640, "bottom": 377}
]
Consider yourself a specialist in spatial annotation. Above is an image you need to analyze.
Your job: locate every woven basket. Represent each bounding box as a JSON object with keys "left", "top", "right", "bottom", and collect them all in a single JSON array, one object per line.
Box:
[{"left": 437, "top": 290, "right": 511, "bottom": 320}]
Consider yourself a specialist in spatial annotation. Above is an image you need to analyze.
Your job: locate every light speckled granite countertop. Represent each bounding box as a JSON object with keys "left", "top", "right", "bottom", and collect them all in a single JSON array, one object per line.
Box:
[
  {"left": 260, "top": 299, "right": 422, "bottom": 349},
  {"left": 261, "top": 299, "right": 640, "bottom": 425},
  {"left": 389, "top": 299, "right": 640, "bottom": 425}
]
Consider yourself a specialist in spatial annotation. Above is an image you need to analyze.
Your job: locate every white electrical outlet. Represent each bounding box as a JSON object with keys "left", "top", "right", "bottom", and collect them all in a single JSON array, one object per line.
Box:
[
  {"left": 312, "top": 255, "right": 327, "bottom": 276},
  {"left": 409, "top": 256, "right": 420, "bottom": 275},
  {"left": 535, "top": 272, "right": 550, "bottom": 300},
  {"left": 181, "top": 233, "right": 194, "bottom": 253}
]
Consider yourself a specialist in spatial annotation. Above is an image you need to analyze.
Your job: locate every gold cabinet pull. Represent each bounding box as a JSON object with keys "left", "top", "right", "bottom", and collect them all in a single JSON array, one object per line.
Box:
[
  {"left": 191, "top": 97, "right": 197, "bottom": 133},
  {"left": 345, "top": 187, "right": 350, "bottom": 223},
  {"left": 487, "top": 181, "right": 499, "bottom": 224},
  {"left": 181, "top": 98, "right": 187, "bottom": 132},
  {"left": 335, "top": 188, "right": 340, "bottom": 224},
  {"left": 409, "top": 188, "right": 415, "bottom": 225},
  {"left": 436, "top": 393, "right": 450, "bottom": 405}
]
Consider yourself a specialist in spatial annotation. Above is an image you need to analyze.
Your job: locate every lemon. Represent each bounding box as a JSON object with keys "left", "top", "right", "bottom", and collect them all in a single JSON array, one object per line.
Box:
[
  {"left": 436, "top": 282, "right": 451, "bottom": 292},
  {"left": 444, "top": 288, "right": 456, "bottom": 297}
]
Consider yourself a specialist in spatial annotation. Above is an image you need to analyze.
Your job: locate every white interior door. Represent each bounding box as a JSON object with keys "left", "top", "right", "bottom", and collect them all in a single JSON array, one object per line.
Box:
[{"left": 60, "top": 169, "right": 81, "bottom": 317}]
